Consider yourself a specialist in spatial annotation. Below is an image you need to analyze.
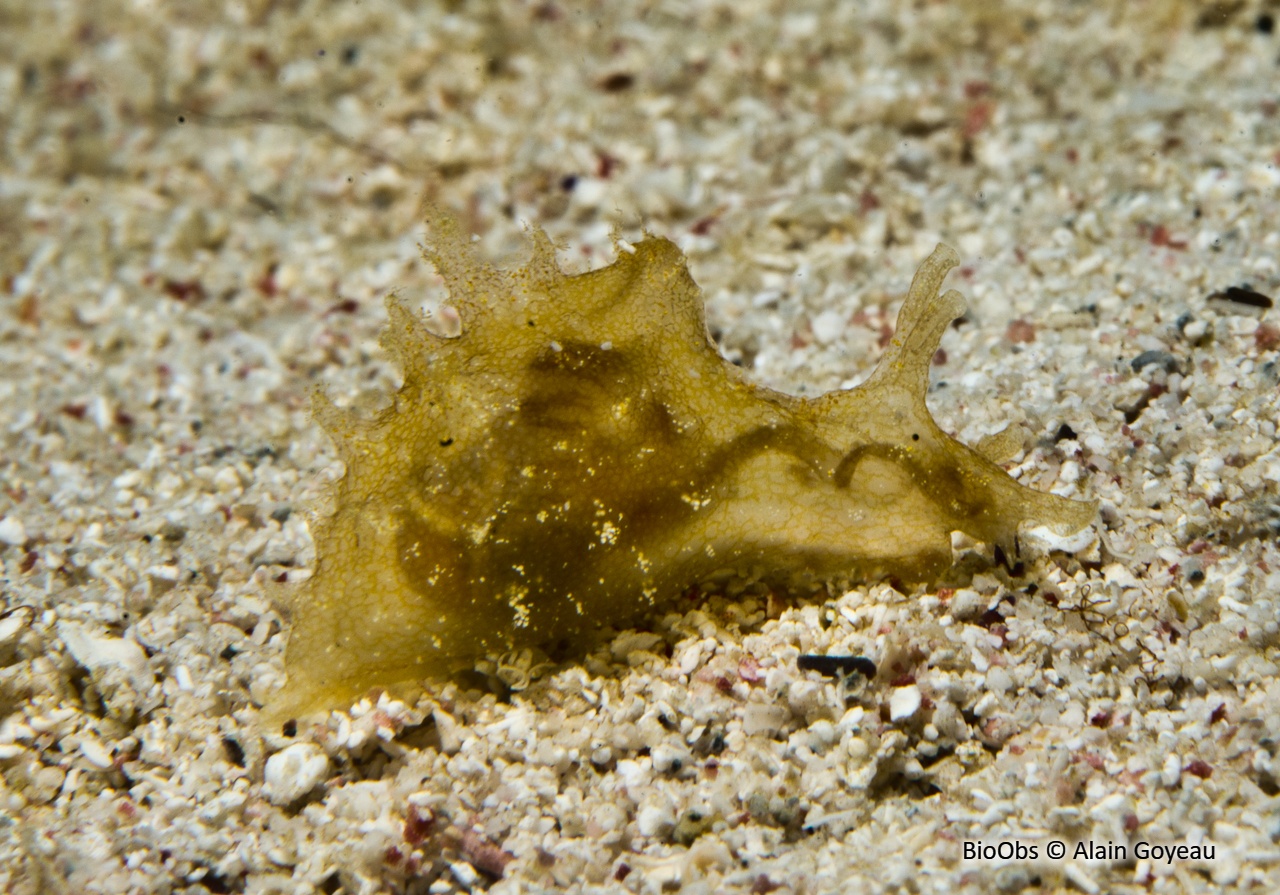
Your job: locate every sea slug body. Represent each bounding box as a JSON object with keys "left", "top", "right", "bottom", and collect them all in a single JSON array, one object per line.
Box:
[{"left": 269, "top": 210, "right": 1095, "bottom": 719}]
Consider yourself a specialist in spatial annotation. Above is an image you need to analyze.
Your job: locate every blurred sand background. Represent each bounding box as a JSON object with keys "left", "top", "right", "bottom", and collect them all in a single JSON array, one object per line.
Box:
[{"left": 2, "top": 1, "right": 1280, "bottom": 893}]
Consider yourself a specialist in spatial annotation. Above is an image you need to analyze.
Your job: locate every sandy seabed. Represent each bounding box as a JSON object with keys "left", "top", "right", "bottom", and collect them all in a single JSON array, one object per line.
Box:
[{"left": 2, "top": 1, "right": 1280, "bottom": 893}]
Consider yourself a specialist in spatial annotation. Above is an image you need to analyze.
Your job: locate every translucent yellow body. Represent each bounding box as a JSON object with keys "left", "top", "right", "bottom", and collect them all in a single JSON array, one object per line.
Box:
[{"left": 269, "top": 212, "right": 1094, "bottom": 719}]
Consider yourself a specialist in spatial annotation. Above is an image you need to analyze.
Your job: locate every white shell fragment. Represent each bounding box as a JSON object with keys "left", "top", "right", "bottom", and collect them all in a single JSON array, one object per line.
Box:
[
  {"left": 0, "top": 516, "right": 25, "bottom": 546},
  {"left": 262, "top": 743, "right": 330, "bottom": 806},
  {"left": 56, "top": 621, "right": 155, "bottom": 718},
  {"left": 0, "top": 610, "right": 29, "bottom": 649},
  {"left": 742, "top": 702, "right": 790, "bottom": 737},
  {"left": 888, "top": 685, "right": 923, "bottom": 722}
]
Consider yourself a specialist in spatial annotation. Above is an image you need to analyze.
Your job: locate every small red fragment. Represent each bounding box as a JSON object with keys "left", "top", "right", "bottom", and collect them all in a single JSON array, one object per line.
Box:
[
  {"left": 1148, "top": 224, "right": 1188, "bottom": 250},
  {"left": 162, "top": 278, "right": 206, "bottom": 302},
  {"left": 1254, "top": 322, "right": 1280, "bottom": 352},
  {"left": 596, "top": 152, "right": 619, "bottom": 178},
  {"left": 1185, "top": 759, "right": 1213, "bottom": 779},
  {"left": 690, "top": 215, "right": 718, "bottom": 235},
  {"left": 751, "top": 874, "right": 783, "bottom": 894},
  {"left": 403, "top": 806, "right": 435, "bottom": 845},
  {"left": 255, "top": 265, "right": 280, "bottom": 297},
  {"left": 461, "top": 828, "right": 514, "bottom": 878},
  {"left": 963, "top": 101, "right": 994, "bottom": 138},
  {"left": 977, "top": 608, "right": 1005, "bottom": 630},
  {"left": 1006, "top": 319, "right": 1036, "bottom": 344}
]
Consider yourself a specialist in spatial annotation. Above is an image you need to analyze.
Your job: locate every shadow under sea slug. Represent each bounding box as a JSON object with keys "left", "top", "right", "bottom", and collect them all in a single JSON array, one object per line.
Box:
[{"left": 267, "top": 210, "right": 1095, "bottom": 719}]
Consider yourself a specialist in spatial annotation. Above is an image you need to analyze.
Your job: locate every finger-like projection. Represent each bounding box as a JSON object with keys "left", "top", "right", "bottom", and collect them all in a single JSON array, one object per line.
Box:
[{"left": 269, "top": 210, "right": 1094, "bottom": 719}]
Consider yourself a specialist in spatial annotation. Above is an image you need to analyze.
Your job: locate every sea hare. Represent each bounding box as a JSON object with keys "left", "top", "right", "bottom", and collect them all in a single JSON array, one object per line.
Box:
[{"left": 270, "top": 212, "right": 1094, "bottom": 718}]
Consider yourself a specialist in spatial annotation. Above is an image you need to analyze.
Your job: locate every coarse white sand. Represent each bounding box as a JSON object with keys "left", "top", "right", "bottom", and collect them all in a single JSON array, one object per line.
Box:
[{"left": 2, "top": 2, "right": 1280, "bottom": 893}]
